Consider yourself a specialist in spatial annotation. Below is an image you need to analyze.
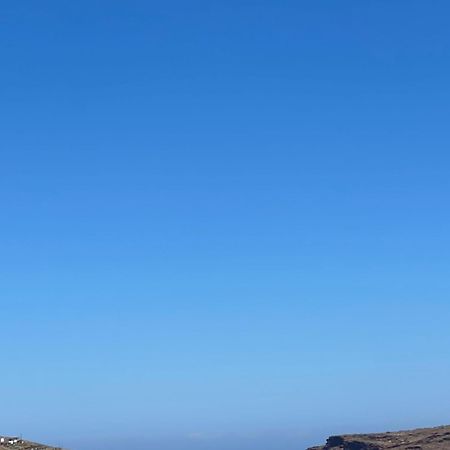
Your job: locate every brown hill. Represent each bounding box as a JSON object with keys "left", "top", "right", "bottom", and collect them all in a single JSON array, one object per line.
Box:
[{"left": 308, "top": 425, "right": 450, "bottom": 450}]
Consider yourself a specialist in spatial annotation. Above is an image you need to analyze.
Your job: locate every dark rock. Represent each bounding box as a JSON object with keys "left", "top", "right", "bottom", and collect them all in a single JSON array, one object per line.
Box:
[{"left": 308, "top": 426, "right": 450, "bottom": 450}]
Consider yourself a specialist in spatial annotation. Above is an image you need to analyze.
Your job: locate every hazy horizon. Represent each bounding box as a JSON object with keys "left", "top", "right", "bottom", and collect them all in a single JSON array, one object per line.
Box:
[{"left": 2, "top": 1, "right": 450, "bottom": 449}]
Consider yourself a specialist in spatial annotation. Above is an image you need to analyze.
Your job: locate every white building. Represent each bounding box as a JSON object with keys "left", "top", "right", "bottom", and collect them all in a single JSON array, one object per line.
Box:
[{"left": 0, "top": 437, "right": 20, "bottom": 445}]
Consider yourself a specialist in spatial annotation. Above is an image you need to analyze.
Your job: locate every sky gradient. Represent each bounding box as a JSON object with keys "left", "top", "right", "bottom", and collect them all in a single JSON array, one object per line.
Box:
[{"left": 1, "top": 2, "right": 450, "bottom": 450}]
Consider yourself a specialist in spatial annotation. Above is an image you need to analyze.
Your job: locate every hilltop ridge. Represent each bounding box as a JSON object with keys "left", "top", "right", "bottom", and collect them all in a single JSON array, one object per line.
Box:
[
  {"left": 308, "top": 425, "right": 450, "bottom": 450},
  {"left": 0, "top": 436, "right": 61, "bottom": 450}
]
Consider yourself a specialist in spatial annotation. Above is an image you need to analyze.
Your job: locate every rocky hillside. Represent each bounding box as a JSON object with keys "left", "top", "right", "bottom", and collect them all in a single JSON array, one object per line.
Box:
[
  {"left": 0, "top": 438, "right": 61, "bottom": 450},
  {"left": 308, "top": 425, "right": 450, "bottom": 450}
]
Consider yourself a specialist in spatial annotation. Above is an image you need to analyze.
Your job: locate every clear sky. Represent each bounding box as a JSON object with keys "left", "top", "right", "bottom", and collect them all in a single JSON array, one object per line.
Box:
[{"left": 1, "top": 2, "right": 450, "bottom": 450}]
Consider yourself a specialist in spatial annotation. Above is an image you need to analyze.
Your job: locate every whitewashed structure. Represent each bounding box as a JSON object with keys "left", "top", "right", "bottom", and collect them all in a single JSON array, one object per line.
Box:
[{"left": 0, "top": 437, "right": 20, "bottom": 445}]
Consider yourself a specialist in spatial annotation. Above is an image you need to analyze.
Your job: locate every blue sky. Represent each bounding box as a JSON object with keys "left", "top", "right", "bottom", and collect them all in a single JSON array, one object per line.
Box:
[{"left": 1, "top": 1, "right": 450, "bottom": 449}]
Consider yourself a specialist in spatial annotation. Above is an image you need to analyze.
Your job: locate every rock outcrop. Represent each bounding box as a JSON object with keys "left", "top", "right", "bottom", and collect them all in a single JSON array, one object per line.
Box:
[{"left": 308, "top": 425, "right": 450, "bottom": 450}]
